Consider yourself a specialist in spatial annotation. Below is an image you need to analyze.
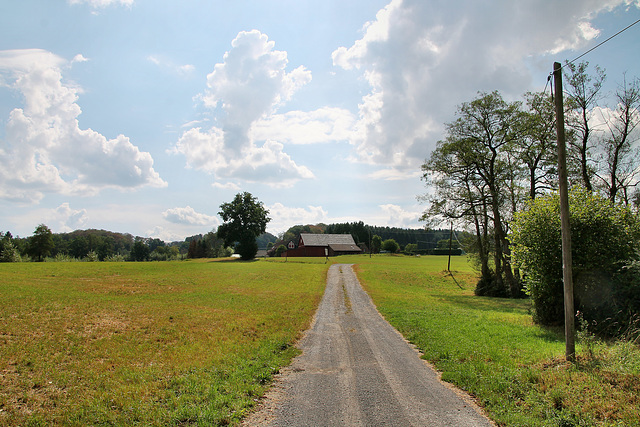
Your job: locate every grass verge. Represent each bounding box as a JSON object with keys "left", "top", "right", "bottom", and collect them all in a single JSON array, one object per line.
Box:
[
  {"left": 0, "top": 259, "right": 327, "bottom": 426},
  {"left": 341, "top": 254, "right": 640, "bottom": 427}
]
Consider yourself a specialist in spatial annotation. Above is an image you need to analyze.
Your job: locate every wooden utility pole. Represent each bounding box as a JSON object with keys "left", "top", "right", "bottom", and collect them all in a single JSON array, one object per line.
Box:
[
  {"left": 447, "top": 221, "right": 453, "bottom": 271},
  {"left": 553, "top": 62, "right": 575, "bottom": 362}
]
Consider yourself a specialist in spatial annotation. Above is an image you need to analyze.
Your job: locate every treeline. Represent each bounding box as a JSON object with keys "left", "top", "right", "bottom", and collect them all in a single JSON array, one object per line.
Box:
[
  {"left": 421, "top": 62, "right": 640, "bottom": 306},
  {"left": 324, "top": 222, "right": 460, "bottom": 252},
  {"left": 0, "top": 226, "right": 279, "bottom": 262},
  {"left": 272, "top": 221, "right": 468, "bottom": 255},
  {"left": 0, "top": 227, "right": 183, "bottom": 262}
]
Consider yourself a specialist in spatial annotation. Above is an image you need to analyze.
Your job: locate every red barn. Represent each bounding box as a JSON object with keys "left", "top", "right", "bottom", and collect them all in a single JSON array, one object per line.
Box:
[{"left": 283, "top": 233, "right": 363, "bottom": 257}]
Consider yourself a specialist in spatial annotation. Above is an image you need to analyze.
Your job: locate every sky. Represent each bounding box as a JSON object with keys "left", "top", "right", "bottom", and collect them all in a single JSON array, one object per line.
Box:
[{"left": 0, "top": 0, "right": 639, "bottom": 241}]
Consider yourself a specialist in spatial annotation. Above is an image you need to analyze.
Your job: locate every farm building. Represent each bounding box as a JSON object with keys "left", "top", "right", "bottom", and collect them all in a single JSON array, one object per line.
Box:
[{"left": 283, "top": 233, "right": 363, "bottom": 257}]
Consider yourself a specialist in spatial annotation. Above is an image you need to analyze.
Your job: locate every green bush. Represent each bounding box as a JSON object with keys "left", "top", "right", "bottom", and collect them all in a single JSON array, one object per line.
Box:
[
  {"left": 0, "top": 241, "right": 21, "bottom": 262},
  {"left": 511, "top": 187, "right": 640, "bottom": 332}
]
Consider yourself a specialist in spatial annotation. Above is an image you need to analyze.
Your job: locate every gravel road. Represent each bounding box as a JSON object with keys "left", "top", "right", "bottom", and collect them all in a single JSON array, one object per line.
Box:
[{"left": 243, "top": 264, "right": 494, "bottom": 426}]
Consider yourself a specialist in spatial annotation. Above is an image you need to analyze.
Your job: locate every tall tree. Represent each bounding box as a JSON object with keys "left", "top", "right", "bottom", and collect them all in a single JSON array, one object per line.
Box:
[
  {"left": 130, "top": 240, "right": 150, "bottom": 261},
  {"left": 421, "top": 137, "right": 493, "bottom": 284},
  {"left": 422, "top": 91, "right": 523, "bottom": 297},
  {"left": 28, "top": 224, "right": 54, "bottom": 262},
  {"left": 564, "top": 61, "right": 606, "bottom": 192},
  {"left": 514, "top": 91, "right": 558, "bottom": 200},
  {"left": 217, "top": 192, "right": 271, "bottom": 260},
  {"left": 447, "top": 91, "right": 522, "bottom": 296},
  {"left": 595, "top": 75, "right": 640, "bottom": 204}
]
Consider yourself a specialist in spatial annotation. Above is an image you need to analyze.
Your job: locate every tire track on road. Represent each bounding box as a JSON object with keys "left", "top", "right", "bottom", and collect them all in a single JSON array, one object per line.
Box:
[{"left": 243, "top": 264, "right": 494, "bottom": 427}]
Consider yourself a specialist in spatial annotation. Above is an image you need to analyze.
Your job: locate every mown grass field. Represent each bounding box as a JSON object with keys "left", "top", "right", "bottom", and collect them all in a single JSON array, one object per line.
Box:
[
  {"left": 0, "top": 259, "right": 327, "bottom": 426},
  {"left": 341, "top": 254, "right": 640, "bottom": 427},
  {"left": 2, "top": 255, "right": 639, "bottom": 426}
]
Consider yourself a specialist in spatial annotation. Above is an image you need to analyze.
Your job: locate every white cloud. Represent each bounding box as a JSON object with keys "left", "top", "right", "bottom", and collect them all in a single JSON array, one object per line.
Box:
[
  {"left": 264, "top": 202, "right": 424, "bottom": 234},
  {"left": 249, "top": 107, "right": 357, "bottom": 145},
  {"left": 172, "top": 30, "right": 316, "bottom": 187},
  {"left": 267, "top": 202, "right": 329, "bottom": 234},
  {"left": 212, "top": 181, "right": 241, "bottom": 191},
  {"left": 52, "top": 203, "right": 88, "bottom": 232},
  {"left": 378, "top": 204, "right": 422, "bottom": 229},
  {"left": 332, "top": 0, "right": 636, "bottom": 170},
  {"left": 68, "top": 0, "right": 134, "bottom": 8},
  {"left": 162, "top": 206, "right": 219, "bottom": 227},
  {"left": 0, "top": 49, "right": 166, "bottom": 203},
  {"left": 147, "top": 55, "right": 195, "bottom": 76},
  {"left": 146, "top": 226, "right": 185, "bottom": 243},
  {"left": 368, "top": 168, "right": 422, "bottom": 181},
  {"left": 71, "top": 54, "right": 89, "bottom": 64}
]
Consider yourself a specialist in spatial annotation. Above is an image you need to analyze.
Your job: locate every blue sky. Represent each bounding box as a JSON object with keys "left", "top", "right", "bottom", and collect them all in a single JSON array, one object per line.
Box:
[{"left": 1, "top": 0, "right": 639, "bottom": 241}]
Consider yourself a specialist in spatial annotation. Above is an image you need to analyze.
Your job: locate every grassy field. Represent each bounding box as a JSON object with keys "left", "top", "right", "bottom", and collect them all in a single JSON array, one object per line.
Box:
[
  {"left": 2, "top": 255, "right": 639, "bottom": 426},
  {"left": 341, "top": 254, "right": 640, "bottom": 427},
  {"left": 0, "top": 259, "right": 327, "bottom": 426}
]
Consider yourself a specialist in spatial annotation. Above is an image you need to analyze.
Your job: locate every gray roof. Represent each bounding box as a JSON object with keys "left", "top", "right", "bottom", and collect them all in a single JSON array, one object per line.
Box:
[
  {"left": 300, "top": 233, "right": 357, "bottom": 247},
  {"left": 329, "top": 243, "right": 362, "bottom": 252}
]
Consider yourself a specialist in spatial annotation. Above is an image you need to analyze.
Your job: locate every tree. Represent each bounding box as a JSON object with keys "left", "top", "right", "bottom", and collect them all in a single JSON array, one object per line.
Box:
[
  {"left": 28, "top": 224, "right": 54, "bottom": 262},
  {"left": 275, "top": 244, "right": 287, "bottom": 257},
  {"left": 594, "top": 75, "right": 640, "bottom": 204},
  {"left": 404, "top": 243, "right": 418, "bottom": 255},
  {"left": 217, "top": 192, "right": 271, "bottom": 260},
  {"left": 381, "top": 239, "right": 399, "bottom": 254},
  {"left": 130, "top": 240, "right": 150, "bottom": 261},
  {"left": 371, "top": 235, "right": 382, "bottom": 254},
  {"left": 424, "top": 91, "right": 522, "bottom": 297},
  {"left": 564, "top": 61, "right": 606, "bottom": 192},
  {"left": 515, "top": 91, "right": 558, "bottom": 200},
  {"left": 1, "top": 240, "right": 20, "bottom": 262}
]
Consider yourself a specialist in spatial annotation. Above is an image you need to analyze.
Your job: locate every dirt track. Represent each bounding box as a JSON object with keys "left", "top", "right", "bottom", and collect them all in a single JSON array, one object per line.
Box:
[{"left": 243, "top": 264, "right": 494, "bottom": 426}]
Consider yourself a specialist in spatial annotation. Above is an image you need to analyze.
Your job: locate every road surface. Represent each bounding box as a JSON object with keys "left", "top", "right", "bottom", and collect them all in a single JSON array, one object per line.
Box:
[{"left": 243, "top": 264, "right": 494, "bottom": 426}]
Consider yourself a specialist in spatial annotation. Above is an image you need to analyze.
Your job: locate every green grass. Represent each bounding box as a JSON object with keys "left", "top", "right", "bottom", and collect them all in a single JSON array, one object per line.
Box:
[
  {"left": 340, "top": 254, "right": 640, "bottom": 426},
  {"left": 0, "top": 259, "right": 327, "bottom": 426},
  {"left": 3, "top": 255, "right": 639, "bottom": 426}
]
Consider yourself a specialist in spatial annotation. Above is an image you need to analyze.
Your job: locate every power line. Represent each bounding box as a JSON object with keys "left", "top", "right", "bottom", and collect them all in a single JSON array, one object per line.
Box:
[
  {"left": 563, "top": 17, "right": 640, "bottom": 70},
  {"left": 546, "top": 17, "right": 640, "bottom": 85}
]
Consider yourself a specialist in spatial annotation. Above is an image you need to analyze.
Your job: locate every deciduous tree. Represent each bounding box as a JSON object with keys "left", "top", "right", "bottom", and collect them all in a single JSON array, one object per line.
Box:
[
  {"left": 217, "top": 192, "right": 271, "bottom": 260},
  {"left": 28, "top": 224, "right": 54, "bottom": 262}
]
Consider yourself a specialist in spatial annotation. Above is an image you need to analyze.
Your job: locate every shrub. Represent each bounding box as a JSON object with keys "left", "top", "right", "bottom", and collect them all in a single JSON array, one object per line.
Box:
[
  {"left": 381, "top": 239, "right": 399, "bottom": 254},
  {"left": 0, "top": 241, "right": 21, "bottom": 262},
  {"left": 511, "top": 187, "right": 640, "bottom": 332},
  {"left": 404, "top": 243, "right": 418, "bottom": 255}
]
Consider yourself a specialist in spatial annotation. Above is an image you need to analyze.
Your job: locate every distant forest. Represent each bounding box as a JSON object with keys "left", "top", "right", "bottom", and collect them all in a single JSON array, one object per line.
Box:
[{"left": 2, "top": 221, "right": 466, "bottom": 262}]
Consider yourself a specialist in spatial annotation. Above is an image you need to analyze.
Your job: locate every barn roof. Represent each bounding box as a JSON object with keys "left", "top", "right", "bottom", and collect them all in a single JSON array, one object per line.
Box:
[
  {"left": 300, "top": 233, "right": 357, "bottom": 247},
  {"left": 329, "top": 243, "right": 361, "bottom": 252}
]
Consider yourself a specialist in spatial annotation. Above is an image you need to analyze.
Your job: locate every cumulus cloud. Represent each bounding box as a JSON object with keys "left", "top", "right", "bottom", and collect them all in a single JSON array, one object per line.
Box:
[
  {"left": 0, "top": 49, "right": 166, "bottom": 203},
  {"left": 265, "top": 202, "right": 423, "bottom": 234},
  {"left": 171, "top": 30, "right": 317, "bottom": 186},
  {"left": 71, "top": 54, "right": 89, "bottom": 64},
  {"left": 162, "top": 206, "right": 219, "bottom": 227},
  {"left": 212, "top": 181, "right": 241, "bottom": 191},
  {"left": 146, "top": 226, "right": 185, "bottom": 243},
  {"left": 52, "top": 203, "right": 89, "bottom": 232},
  {"left": 333, "top": 0, "right": 637, "bottom": 171},
  {"left": 267, "top": 202, "right": 329, "bottom": 234},
  {"left": 378, "top": 204, "right": 422, "bottom": 228},
  {"left": 249, "top": 107, "right": 357, "bottom": 145}
]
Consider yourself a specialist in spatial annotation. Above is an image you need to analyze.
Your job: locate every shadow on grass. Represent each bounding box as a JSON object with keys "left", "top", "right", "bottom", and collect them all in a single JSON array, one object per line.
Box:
[
  {"left": 444, "top": 270, "right": 464, "bottom": 289},
  {"left": 207, "top": 258, "right": 260, "bottom": 263},
  {"left": 437, "top": 293, "right": 564, "bottom": 343}
]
